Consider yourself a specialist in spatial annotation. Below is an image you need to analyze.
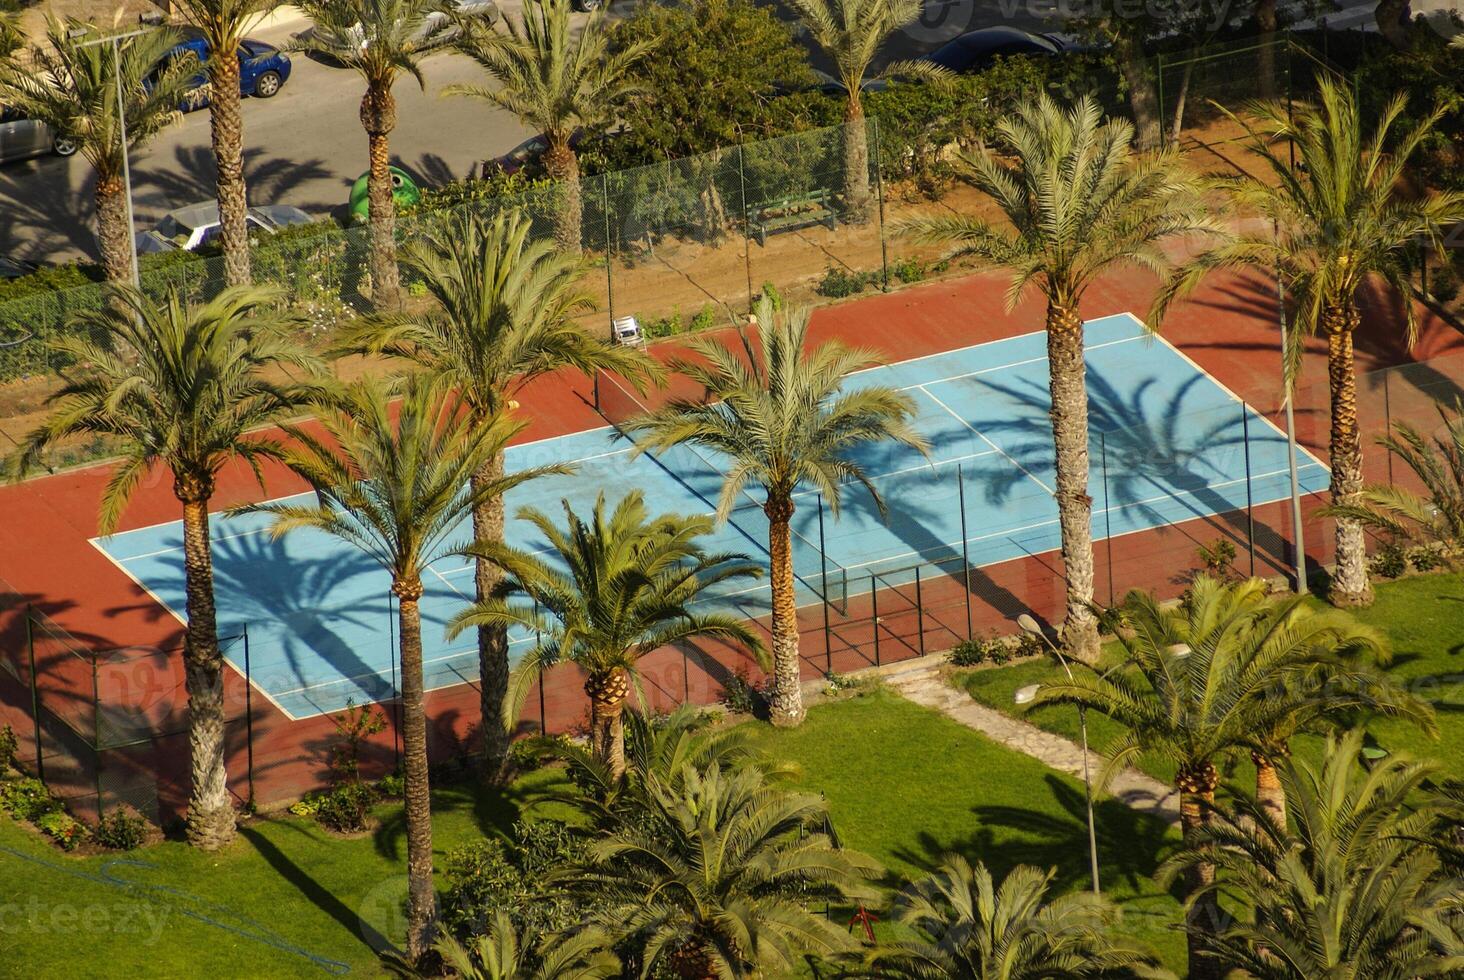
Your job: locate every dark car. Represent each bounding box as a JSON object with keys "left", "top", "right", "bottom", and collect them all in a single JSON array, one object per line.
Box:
[
  {"left": 921, "top": 27, "right": 1073, "bottom": 74},
  {"left": 157, "top": 31, "right": 292, "bottom": 112}
]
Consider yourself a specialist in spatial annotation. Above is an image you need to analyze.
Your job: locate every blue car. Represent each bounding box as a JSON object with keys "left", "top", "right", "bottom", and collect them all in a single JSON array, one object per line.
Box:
[{"left": 158, "top": 29, "right": 292, "bottom": 112}]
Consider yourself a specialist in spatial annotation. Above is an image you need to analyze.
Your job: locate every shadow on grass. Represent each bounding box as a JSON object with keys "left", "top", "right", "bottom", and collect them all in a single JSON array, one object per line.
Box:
[
  {"left": 240, "top": 824, "right": 393, "bottom": 954},
  {"left": 890, "top": 775, "right": 1180, "bottom": 898},
  {"left": 371, "top": 768, "right": 575, "bottom": 862}
]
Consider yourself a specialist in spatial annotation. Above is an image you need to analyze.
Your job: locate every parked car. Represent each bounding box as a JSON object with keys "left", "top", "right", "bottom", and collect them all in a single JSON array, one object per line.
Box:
[
  {"left": 0, "top": 256, "right": 39, "bottom": 278},
  {"left": 134, "top": 201, "right": 314, "bottom": 254},
  {"left": 0, "top": 107, "right": 77, "bottom": 164},
  {"left": 155, "top": 30, "right": 292, "bottom": 112},
  {"left": 295, "top": 0, "right": 497, "bottom": 56},
  {"left": 919, "top": 27, "right": 1076, "bottom": 74}
]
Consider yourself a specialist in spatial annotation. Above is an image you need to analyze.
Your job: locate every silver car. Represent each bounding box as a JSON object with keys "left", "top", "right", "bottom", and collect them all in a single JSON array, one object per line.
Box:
[
  {"left": 0, "top": 108, "right": 78, "bottom": 164},
  {"left": 135, "top": 201, "right": 315, "bottom": 254}
]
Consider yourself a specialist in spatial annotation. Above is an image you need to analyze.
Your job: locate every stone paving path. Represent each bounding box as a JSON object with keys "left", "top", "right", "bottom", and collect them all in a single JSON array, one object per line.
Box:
[{"left": 881, "top": 658, "right": 1181, "bottom": 824}]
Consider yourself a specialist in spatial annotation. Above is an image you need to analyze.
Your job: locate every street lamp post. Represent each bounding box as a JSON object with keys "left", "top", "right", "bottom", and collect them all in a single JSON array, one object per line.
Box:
[
  {"left": 73, "top": 27, "right": 148, "bottom": 290},
  {"left": 1014, "top": 612, "right": 1101, "bottom": 896}
]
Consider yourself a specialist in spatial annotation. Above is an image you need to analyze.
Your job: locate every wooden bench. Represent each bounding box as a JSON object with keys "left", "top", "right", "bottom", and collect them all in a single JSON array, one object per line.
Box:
[{"left": 748, "top": 189, "right": 838, "bottom": 247}]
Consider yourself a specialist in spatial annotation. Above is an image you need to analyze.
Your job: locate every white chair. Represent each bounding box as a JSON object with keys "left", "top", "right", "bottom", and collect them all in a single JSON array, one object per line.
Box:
[{"left": 611, "top": 315, "right": 644, "bottom": 347}]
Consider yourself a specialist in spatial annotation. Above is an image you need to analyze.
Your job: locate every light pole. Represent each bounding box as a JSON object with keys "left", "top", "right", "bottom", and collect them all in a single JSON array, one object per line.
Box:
[
  {"left": 73, "top": 26, "right": 148, "bottom": 290},
  {"left": 1014, "top": 612, "right": 1101, "bottom": 896}
]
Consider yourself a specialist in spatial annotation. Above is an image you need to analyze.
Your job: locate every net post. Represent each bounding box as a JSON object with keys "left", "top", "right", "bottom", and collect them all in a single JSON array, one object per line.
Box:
[
  {"left": 914, "top": 565, "right": 925, "bottom": 659},
  {"left": 738, "top": 144, "right": 754, "bottom": 313},
  {"left": 870, "top": 573, "right": 880, "bottom": 667},
  {"left": 244, "top": 626, "right": 255, "bottom": 807},
  {"left": 25, "top": 606, "right": 42, "bottom": 782},
  {"left": 958, "top": 464, "right": 972, "bottom": 641},
  {"left": 818, "top": 494, "right": 832, "bottom": 674}
]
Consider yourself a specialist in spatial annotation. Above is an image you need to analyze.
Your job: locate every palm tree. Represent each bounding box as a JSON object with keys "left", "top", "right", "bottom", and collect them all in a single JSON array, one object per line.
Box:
[
  {"left": 0, "top": 18, "right": 193, "bottom": 283},
  {"left": 1322, "top": 401, "right": 1464, "bottom": 569},
  {"left": 431, "top": 911, "right": 619, "bottom": 980},
  {"left": 447, "top": 0, "right": 650, "bottom": 252},
  {"left": 1159, "top": 730, "right": 1464, "bottom": 979},
  {"left": 567, "top": 760, "right": 881, "bottom": 977},
  {"left": 1154, "top": 78, "right": 1464, "bottom": 607},
  {"left": 293, "top": 0, "right": 438, "bottom": 309},
  {"left": 451, "top": 491, "right": 765, "bottom": 780},
  {"left": 341, "top": 208, "right": 658, "bottom": 780},
  {"left": 904, "top": 95, "right": 1211, "bottom": 662},
  {"left": 862, "top": 855, "right": 1167, "bottom": 979},
  {"left": 625, "top": 297, "right": 927, "bottom": 727},
  {"left": 247, "top": 374, "right": 554, "bottom": 961},
  {"left": 170, "top": 0, "right": 280, "bottom": 286},
  {"left": 7, "top": 284, "right": 319, "bottom": 849},
  {"left": 784, "top": 0, "right": 945, "bottom": 219},
  {"left": 1028, "top": 575, "right": 1401, "bottom": 980}
]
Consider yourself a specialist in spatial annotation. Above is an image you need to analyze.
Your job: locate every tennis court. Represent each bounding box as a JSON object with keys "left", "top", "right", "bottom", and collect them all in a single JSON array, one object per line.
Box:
[{"left": 90, "top": 312, "right": 1328, "bottom": 721}]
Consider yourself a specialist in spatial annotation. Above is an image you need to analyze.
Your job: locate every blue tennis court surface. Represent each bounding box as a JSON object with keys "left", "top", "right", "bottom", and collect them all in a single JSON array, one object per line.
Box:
[{"left": 92, "top": 313, "right": 1328, "bottom": 720}]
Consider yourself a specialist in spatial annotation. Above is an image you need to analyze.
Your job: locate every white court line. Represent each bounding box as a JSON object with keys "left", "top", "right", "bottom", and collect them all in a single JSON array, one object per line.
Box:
[
  {"left": 897, "top": 335, "right": 1146, "bottom": 391},
  {"left": 919, "top": 384, "right": 1056, "bottom": 496},
  {"left": 790, "top": 447, "right": 1001, "bottom": 498}
]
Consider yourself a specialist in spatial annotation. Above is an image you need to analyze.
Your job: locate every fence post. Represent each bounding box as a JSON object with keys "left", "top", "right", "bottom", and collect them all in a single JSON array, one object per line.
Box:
[
  {"left": 1382, "top": 369, "right": 1395, "bottom": 486},
  {"left": 682, "top": 647, "right": 691, "bottom": 704},
  {"left": 873, "top": 117, "right": 890, "bottom": 292},
  {"left": 535, "top": 598, "right": 546, "bottom": 734},
  {"left": 602, "top": 172, "right": 615, "bottom": 326},
  {"left": 870, "top": 573, "right": 880, "bottom": 667},
  {"left": 92, "top": 651, "right": 102, "bottom": 819},
  {"left": 388, "top": 590, "right": 401, "bottom": 768},
  {"left": 818, "top": 494, "right": 832, "bottom": 673},
  {"left": 24, "top": 606, "right": 43, "bottom": 781},
  {"left": 1242, "top": 405, "right": 1256, "bottom": 577},
  {"left": 738, "top": 145, "right": 755, "bottom": 312},
  {"left": 243, "top": 626, "right": 255, "bottom": 807},
  {"left": 914, "top": 566, "right": 925, "bottom": 659},
  {"left": 958, "top": 464, "right": 972, "bottom": 641},
  {"left": 1099, "top": 433, "right": 1116, "bottom": 605}
]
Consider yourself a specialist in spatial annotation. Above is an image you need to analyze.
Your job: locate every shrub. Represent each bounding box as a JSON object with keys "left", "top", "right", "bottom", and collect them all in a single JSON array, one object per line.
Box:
[
  {"left": 1197, "top": 537, "right": 1238, "bottom": 577},
  {"left": 94, "top": 807, "right": 147, "bottom": 851},
  {"left": 442, "top": 838, "right": 525, "bottom": 937},
  {"left": 947, "top": 638, "right": 990, "bottom": 667},
  {"left": 37, "top": 811, "right": 87, "bottom": 851},
  {"left": 376, "top": 770, "right": 405, "bottom": 799},
  {"left": 288, "top": 794, "right": 321, "bottom": 818},
  {"left": 314, "top": 782, "right": 376, "bottom": 833},
  {"left": 718, "top": 665, "right": 762, "bottom": 715},
  {"left": 0, "top": 724, "right": 17, "bottom": 772},
  {"left": 1431, "top": 259, "right": 1460, "bottom": 304},
  {"left": 759, "top": 281, "right": 784, "bottom": 311},
  {"left": 328, "top": 700, "right": 387, "bottom": 786},
  {"left": 988, "top": 645, "right": 1013, "bottom": 667},
  {"left": 1370, "top": 542, "right": 1408, "bottom": 579},
  {"left": 815, "top": 266, "right": 877, "bottom": 298},
  {"left": 1408, "top": 546, "right": 1444, "bottom": 572},
  {"left": 889, "top": 256, "right": 948, "bottom": 284},
  {"left": 0, "top": 777, "right": 60, "bottom": 823},
  {"left": 824, "top": 670, "right": 860, "bottom": 692}
]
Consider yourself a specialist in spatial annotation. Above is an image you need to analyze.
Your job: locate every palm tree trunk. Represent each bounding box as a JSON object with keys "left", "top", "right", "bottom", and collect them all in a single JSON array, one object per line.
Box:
[
  {"left": 393, "top": 577, "right": 435, "bottom": 962},
  {"left": 545, "top": 135, "right": 582, "bottom": 255},
  {"left": 1323, "top": 303, "right": 1373, "bottom": 607},
  {"left": 94, "top": 173, "right": 135, "bottom": 285},
  {"left": 843, "top": 94, "right": 871, "bottom": 223},
  {"left": 362, "top": 81, "right": 400, "bottom": 310},
  {"left": 207, "top": 49, "right": 251, "bottom": 288},
  {"left": 1178, "top": 762, "right": 1221, "bottom": 980},
  {"left": 1256, "top": 0, "right": 1278, "bottom": 101},
  {"left": 1253, "top": 750, "right": 1286, "bottom": 831},
  {"left": 472, "top": 451, "right": 511, "bottom": 782},
  {"left": 585, "top": 669, "right": 629, "bottom": 781},
  {"left": 1113, "top": 33, "right": 1162, "bottom": 151},
  {"left": 764, "top": 494, "right": 804, "bottom": 727},
  {"left": 177, "top": 486, "right": 235, "bottom": 850},
  {"left": 1046, "top": 304, "right": 1101, "bottom": 663}
]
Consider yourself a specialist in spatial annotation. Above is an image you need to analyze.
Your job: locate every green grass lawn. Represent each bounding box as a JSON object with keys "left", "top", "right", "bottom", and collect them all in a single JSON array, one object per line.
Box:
[
  {"left": 957, "top": 573, "right": 1464, "bottom": 786},
  {"left": 744, "top": 688, "right": 1187, "bottom": 972},
  {"left": 0, "top": 768, "right": 576, "bottom": 979},
  {"left": 1, "top": 690, "right": 1190, "bottom": 978}
]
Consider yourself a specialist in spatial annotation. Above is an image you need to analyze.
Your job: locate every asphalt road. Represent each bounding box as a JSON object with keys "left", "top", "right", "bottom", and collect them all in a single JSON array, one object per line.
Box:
[{"left": 0, "top": 9, "right": 537, "bottom": 266}]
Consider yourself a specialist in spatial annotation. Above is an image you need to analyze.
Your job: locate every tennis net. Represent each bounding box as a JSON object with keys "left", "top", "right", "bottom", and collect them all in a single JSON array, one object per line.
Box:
[{"left": 594, "top": 369, "right": 849, "bottom": 612}]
